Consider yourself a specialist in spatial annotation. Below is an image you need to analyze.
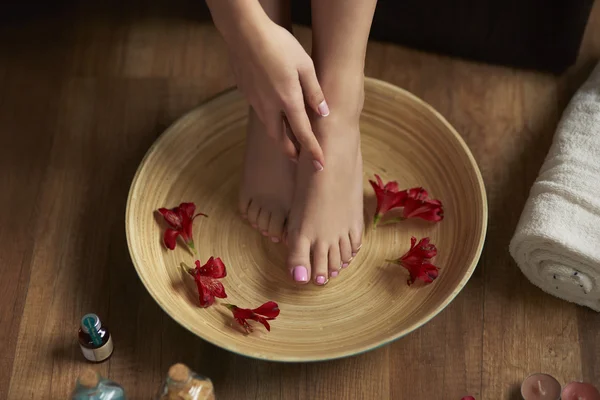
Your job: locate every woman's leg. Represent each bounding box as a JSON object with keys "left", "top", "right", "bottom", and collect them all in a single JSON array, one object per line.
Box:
[
  {"left": 238, "top": 0, "right": 295, "bottom": 243},
  {"left": 285, "top": 1, "right": 377, "bottom": 284}
]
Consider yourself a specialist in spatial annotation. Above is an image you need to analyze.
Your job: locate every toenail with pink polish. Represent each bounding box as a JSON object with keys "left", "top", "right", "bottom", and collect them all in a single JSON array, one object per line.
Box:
[
  {"left": 330, "top": 270, "right": 339, "bottom": 278},
  {"left": 342, "top": 263, "right": 349, "bottom": 268},
  {"left": 271, "top": 236, "right": 280, "bottom": 243},
  {"left": 261, "top": 230, "right": 268, "bottom": 236},
  {"left": 293, "top": 266, "right": 308, "bottom": 282},
  {"left": 251, "top": 223, "right": 257, "bottom": 228},
  {"left": 316, "top": 275, "right": 326, "bottom": 284},
  {"left": 352, "top": 252, "right": 357, "bottom": 257}
]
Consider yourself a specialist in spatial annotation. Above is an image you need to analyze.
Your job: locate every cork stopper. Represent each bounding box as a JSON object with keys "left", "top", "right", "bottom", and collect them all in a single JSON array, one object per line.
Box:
[
  {"left": 78, "top": 368, "right": 99, "bottom": 388},
  {"left": 168, "top": 363, "right": 190, "bottom": 383}
]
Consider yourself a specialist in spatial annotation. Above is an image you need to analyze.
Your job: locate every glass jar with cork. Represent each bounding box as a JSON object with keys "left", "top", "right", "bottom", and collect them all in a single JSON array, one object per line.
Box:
[
  {"left": 156, "top": 363, "right": 215, "bottom": 400},
  {"left": 71, "top": 368, "right": 126, "bottom": 400}
]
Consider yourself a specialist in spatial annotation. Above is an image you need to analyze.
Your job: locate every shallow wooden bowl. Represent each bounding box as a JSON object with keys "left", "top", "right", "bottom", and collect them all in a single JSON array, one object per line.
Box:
[{"left": 126, "top": 78, "right": 487, "bottom": 362}]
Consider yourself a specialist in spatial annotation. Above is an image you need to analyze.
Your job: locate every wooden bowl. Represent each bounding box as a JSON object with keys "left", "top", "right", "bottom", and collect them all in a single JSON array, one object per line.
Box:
[{"left": 126, "top": 78, "right": 487, "bottom": 362}]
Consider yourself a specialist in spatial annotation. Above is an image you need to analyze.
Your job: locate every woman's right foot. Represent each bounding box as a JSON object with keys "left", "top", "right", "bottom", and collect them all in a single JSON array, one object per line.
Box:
[{"left": 239, "top": 108, "right": 296, "bottom": 243}]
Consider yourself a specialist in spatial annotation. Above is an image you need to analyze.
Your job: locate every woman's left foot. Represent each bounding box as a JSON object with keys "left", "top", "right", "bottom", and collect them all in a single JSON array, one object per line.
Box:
[{"left": 285, "top": 78, "right": 365, "bottom": 284}]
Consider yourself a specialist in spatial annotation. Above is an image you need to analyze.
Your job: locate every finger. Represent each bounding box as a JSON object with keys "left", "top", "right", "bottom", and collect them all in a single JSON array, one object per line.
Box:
[
  {"left": 264, "top": 114, "right": 282, "bottom": 142},
  {"left": 299, "top": 65, "right": 329, "bottom": 117},
  {"left": 282, "top": 116, "right": 299, "bottom": 162},
  {"left": 281, "top": 134, "right": 298, "bottom": 161},
  {"left": 282, "top": 95, "right": 325, "bottom": 171}
]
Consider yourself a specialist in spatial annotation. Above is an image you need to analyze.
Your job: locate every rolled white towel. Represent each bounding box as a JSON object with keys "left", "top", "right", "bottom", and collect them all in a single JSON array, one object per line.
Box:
[{"left": 509, "top": 60, "right": 600, "bottom": 312}]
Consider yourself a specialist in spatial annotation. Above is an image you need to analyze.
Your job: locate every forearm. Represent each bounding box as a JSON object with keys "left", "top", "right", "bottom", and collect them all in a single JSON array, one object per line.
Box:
[{"left": 205, "top": 0, "right": 271, "bottom": 47}]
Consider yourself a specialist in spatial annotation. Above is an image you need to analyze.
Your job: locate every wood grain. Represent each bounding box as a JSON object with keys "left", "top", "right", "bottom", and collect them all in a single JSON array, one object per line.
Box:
[{"left": 1, "top": 0, "right": 599, "bottom": 398}]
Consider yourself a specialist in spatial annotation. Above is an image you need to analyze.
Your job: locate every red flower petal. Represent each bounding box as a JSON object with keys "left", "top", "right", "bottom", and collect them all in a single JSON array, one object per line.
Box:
[
  {"left": 178, "top": 202, "right": 196, "bottom": 219},
  {"left": 197, "top": 257, "right": 227, "bottom": 279},
  {"left": 158, "top": 207, "right": 182, "bottom": 229},
  {"left": 163, "top": 228, "right": 180, "bottom": 250},
  {"left": 390, "top": 237, "right": 440, "bottom": 286},
  {"left": 402, "top": 195, "right": 444, "bottom": 222},
  {"left": 369, "top": 174, "right": 408, "bottom": 224},
  {"left": 194, "top": 276, "right": 216, "bottom": 307},
  {"left": 399, "top": 237, "right": 437, "bottom": 265},
  {"left": 253, "top": 301, "right": 280, "bottom": 319},
  {"left": 406, "top": 187, "right": 429, "bottom": 200},
  {"left": 191, "top": 258, "right": 228, "bottom": 307},
  {"left": 255, "top": 316, "right": 271, "bottom": 331},
  {"left": 225, "top": 301, "right": 279, "bottom": 334}
]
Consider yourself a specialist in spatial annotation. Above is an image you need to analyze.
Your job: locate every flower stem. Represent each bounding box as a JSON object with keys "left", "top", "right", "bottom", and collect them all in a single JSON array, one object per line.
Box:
[
  {"left": 372, "top": 214, "right": 382, "bottom": 229},
  {"left": 187, "top": 241, "right": 198, "bottom": 256},
  {"left": 379, "top": 217, "right": 405, "bottom": 226}
]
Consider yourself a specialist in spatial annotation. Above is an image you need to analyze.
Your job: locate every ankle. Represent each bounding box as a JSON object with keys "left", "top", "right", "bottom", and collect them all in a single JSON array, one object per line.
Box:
[{"left": 317, "top": 69, "right": 365, "bottom": 122}]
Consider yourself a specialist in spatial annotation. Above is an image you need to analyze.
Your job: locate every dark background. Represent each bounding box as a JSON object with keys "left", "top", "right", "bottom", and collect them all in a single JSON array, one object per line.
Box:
[{"left": 2, "top": 0, "right": 596, "bottom": 73}]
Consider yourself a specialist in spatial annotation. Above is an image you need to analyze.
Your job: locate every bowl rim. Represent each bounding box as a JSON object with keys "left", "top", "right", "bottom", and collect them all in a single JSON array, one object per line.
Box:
[{"left": 125, "top": 77, "right": 488, "bottom": 362}]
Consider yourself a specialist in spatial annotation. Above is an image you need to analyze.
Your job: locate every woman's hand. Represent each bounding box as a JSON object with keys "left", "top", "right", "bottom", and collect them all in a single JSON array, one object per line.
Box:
[{"left": 207, "top": 0, "right": 328, "bottom": 170}]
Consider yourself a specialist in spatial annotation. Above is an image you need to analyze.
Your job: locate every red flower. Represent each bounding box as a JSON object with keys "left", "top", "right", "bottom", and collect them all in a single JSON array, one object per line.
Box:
[
  {"left": 158, "top": 202, "right": 206, "bottom": 253},
  {"left": 369, "top": 175, "right": 444, "bottom": 226},
  {"left": 387, "top": 237, "right": 440, "bottom": 285},
  {"left": 186, "top": 257, "right": 227, "bottom": 307},
  {"left": 224, "top": 301, "right": 280, "bottom": 333},
  {"left": 402, "top": 188, "right": 444, "bottom": 222},
  {"left": 369, "top": 174, "right": 408, "bottom": 226}
]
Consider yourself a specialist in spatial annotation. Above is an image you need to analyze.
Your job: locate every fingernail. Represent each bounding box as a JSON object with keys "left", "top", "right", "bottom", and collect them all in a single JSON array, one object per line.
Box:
[
  {"left": 330, "top": 270, "right": 339, "bottom": 278},
  {"left": 318, "top": 100, "right": 330, "bottom": 117},
  {"left": 342, "top": 263, "right": 349, "bottom": 268},
  {"left": 293, "top": 266, "right": 308, "bottom": 282},
  {"left": 271, "top": 237, "right": 280, "bottom": 243},
  {"left": 316, "top": 275, "right": 326, "bottom": 285},
  {"left": 313, "top": 160, "right": 324, "bottom": 172}
]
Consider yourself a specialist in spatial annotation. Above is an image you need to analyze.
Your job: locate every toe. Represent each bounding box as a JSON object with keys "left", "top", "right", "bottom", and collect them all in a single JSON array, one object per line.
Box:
[
  {"left": 287, "top": 234, "right": 311, "bottom": 284},
  {"left": 267, "top": 212, "right": 286, "bottom": 242},
  {"left": 328, "top": 245, "right": 341, "bottom": 278},
  {"left": 257, "top": 209, "right": 270, "bottom": 236},
  {"left": 339, "top": 235, "right": 353, "bottom": 268},
  {"left": 349, "top": 228, "right": 363, "bottom": 257},
  {"left": 312, "top": 242, "right": 329, "bottom": 285},
  {"left": 247, "top": 201, "right": 260, "bottom": 229},
  {"left": 238, "top": 195, "right": 250, "bottom": 219}
]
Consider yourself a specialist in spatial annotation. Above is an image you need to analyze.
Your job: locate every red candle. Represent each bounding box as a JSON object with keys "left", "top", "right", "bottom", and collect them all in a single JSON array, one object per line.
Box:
[
  {"left": 561, "top": 381, "right": 600, "bottom": 400},
  {"left": 520, "top": 373, "right": 561, "bottom": 400}
]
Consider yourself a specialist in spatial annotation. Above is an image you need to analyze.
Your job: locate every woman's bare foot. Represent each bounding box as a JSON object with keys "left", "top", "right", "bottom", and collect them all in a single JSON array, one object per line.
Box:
[
  {"left": 239, "top": 108, "right": 295, "bottom": 243},
  {"left": 286, "top": 79, "right": 365, "bottom": 284}
]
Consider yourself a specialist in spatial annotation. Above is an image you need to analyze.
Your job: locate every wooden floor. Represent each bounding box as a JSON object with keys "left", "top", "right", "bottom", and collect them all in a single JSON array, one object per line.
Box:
[{"left": 1, "top": 2, "right": 599, "bottom": 399}]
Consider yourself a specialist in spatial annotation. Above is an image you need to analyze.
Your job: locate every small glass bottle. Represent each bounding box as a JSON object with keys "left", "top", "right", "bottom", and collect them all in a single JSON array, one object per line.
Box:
[
  {"left": 78, "top": 313, "right": 114, "bottom": 363},
  {"left": 157, "top": 363, "right": 215, "bottom": 400},
  {"left": 71, "top": 368, "right": 127, "bottom": 400}
]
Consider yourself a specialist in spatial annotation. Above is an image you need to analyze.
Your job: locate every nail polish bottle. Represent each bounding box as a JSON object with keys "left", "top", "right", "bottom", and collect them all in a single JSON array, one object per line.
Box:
[
  {"left": 71, "top": 368, "right": 127, "bottom": 400},
  {"left": 78, "top": 313, "right": 114, "bottom": 363},
  {"left": 157, "top": 363, "right": 215, "bottom": 400}
]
